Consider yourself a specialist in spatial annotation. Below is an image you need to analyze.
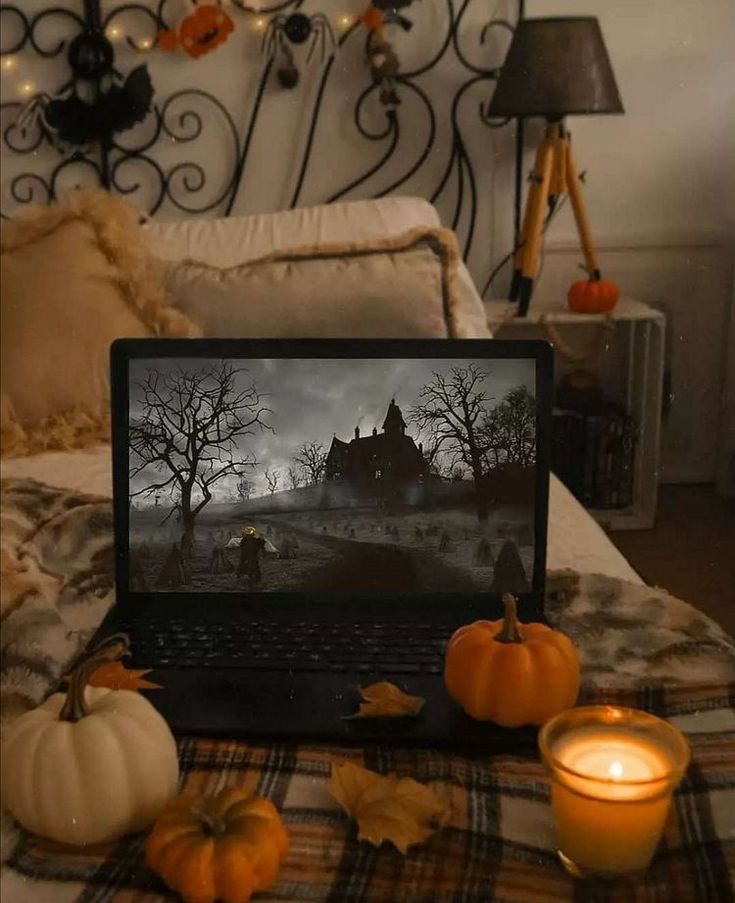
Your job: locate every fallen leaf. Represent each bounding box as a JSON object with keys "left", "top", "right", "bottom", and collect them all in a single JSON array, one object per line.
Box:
[
  {"left": 345, "top": 681, "right": 425, "bottom": 719},
  {"left": 63, "top": 661, "right": 162, "bottom": 691},
  {"left": 329, "top": 761, "right": 447, "bottom": 853}
]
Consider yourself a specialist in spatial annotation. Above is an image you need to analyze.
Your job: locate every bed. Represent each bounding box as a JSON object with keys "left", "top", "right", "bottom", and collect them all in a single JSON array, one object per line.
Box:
[{"left": 6, "top": 193, "right": 735, "bottom": 903}]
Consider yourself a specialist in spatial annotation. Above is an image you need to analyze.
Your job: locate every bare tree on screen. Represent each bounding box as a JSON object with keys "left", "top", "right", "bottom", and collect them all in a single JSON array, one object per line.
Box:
[
  {"left": 293, "top": 440, "right": 327, "bottom": 485},
  {"left": 129, "top": 361, "right": 271, "bottom": 543},
  {"left": 410, "top": 365, "right": 494, "bottom": 522}
]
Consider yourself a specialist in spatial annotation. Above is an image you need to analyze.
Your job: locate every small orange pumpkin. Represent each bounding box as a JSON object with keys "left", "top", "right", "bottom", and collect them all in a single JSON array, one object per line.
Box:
[
  {"left": 567, "top": 277, "right": 619, "bottom": 314},
  {"left": 146, "top": 788, "right": 289, "bottom": 903},
  {"left": 444, "top": 594, "right": 580, "bottom": 727}
]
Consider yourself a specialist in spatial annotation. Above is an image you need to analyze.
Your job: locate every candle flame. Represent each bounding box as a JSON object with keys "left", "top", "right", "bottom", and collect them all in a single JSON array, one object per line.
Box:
[{"left": 608, "top": 759, "right": 624, "bottom": 780}]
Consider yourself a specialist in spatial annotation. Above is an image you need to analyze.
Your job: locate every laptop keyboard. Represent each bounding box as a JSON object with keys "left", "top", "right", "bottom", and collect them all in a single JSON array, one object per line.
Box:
[{"left": 119, "top": 619, "right": 451, "bottom": 674}]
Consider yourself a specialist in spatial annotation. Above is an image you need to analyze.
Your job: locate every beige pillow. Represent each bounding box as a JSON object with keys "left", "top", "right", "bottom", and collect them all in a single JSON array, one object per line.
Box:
[
  {"left": 0, "top": 190, "right": 199, "bottom": 458},
  {"left": 161, "top": 227, "right": 467, "bottom": 339}
]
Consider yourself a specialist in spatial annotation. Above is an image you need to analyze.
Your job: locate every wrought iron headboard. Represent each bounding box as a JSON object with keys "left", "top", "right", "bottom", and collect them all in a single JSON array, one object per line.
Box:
[{"left": 0, "top": 0, "right": 525, "bottom": 290}]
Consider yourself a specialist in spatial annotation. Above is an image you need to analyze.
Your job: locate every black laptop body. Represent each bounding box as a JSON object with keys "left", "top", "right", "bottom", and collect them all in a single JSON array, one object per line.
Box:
[{"left": 91, "top": 337, "right": 552, "bottom": 752}]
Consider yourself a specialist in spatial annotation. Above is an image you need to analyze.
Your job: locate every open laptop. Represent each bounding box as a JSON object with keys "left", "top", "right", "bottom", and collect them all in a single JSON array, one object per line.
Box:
[{"left": 95, "top": 338, "right": 552, "bottom": 751}]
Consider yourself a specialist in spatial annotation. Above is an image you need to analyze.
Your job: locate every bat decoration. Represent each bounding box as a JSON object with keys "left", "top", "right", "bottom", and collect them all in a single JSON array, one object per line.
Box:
[
  {"left": 158, "top": 3, "right": 235, "bottom": 59},
  {"left": 16, "top": 29, "right": 153, "bottom": 148},
  {"left": 262, "top": 13, "right": 336, "bottom": 89},
  {"left": 43, "top": 66, "right": 153, "bottom": 146}
]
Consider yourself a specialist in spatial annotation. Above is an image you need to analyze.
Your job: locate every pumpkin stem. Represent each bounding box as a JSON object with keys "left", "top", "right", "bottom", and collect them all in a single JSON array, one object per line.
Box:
[
  {"left": 192, "top": 802, "right": 226, "bottom": 837},
  {"left": 59, "top": 633, "right": 131, "bottom": 722},
  {"left": 495, "top": 594, "right": 524, "bottom": 644}
]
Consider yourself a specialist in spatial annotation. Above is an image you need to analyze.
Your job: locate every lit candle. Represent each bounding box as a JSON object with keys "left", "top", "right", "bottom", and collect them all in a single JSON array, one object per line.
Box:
[{"left": 539, "top": 707, "right": 690, "bottom": 878}]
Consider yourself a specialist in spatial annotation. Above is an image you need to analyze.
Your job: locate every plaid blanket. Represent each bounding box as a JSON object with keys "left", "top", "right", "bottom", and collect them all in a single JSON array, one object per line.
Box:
[
  {"left": 3, "top": 683, "right": 735, "bottom": 903},
  {"left": 2, "top": 479, "right": 735, "bottom": 901}
]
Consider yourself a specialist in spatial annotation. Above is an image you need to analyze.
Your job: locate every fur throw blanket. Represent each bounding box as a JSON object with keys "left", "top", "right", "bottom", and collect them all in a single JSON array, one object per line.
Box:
[{"left": 2, "top": 478, "right": 735, "bottom": 860}]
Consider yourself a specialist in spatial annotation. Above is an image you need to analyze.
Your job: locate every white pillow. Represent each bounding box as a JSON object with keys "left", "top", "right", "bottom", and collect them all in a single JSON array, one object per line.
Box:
[
  {"left": 161, "top": 228, "right": 468, "bottom": 339},
  {"left": 143, "top": 197, "right": 491, "bottom": 338}
]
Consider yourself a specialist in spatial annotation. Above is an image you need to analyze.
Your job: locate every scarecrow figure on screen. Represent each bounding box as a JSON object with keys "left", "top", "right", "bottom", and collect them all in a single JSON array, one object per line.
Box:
[{"left": 238, "top": 525, "right": 266, "bottom": 587}]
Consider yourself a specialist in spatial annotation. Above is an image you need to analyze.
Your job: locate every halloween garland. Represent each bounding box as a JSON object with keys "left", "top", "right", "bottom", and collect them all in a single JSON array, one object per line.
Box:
[
  {"left": 154, "top": 0, "right": 411, "bottom": 106},
  {"left": 9, "top": 0, "right": 420, "bottom": 150}
]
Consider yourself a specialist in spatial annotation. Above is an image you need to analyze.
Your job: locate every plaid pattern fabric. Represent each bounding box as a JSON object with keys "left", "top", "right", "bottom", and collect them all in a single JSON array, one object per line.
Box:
[{"left": 4, "top": 684, "right": 735, "bottom": 903}]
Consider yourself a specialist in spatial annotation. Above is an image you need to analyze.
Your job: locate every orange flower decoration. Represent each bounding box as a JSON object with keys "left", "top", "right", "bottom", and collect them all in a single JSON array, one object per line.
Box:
[
  {"left": 158, "top": 4, "right": 234, "bottom": 59},
  {"left": 359, "top": 4, "right": 385, "bottom": 35}
]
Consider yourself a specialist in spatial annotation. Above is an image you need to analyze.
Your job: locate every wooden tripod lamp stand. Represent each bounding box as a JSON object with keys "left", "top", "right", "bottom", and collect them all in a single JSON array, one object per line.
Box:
[{"left": 486, "top": 17, "right": 624, "bottom": 316}]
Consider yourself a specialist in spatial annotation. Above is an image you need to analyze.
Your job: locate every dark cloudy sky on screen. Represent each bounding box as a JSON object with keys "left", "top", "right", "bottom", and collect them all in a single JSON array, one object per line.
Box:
[{"left": 129, "top": 357, "right": 535, "bottom": 501}]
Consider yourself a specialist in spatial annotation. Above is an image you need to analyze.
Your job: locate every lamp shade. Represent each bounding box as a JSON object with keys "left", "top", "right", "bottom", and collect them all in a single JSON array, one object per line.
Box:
[{"left": 486, "top": 17, "right": 623, "bottom": 119}]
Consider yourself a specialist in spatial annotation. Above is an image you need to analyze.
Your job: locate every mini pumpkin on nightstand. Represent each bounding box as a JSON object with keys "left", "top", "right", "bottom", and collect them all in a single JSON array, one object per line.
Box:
[
  {"left": 444, "top": 594, "right": 580, "bottom": 727},
  {"left": 567, "top": 277, "right": 619, "bottom": 313}
]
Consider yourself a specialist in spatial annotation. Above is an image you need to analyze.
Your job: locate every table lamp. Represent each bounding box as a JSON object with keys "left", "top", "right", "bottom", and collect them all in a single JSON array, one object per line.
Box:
[{"left": 486, "top": 17, "right": 624, "bottom": 315}]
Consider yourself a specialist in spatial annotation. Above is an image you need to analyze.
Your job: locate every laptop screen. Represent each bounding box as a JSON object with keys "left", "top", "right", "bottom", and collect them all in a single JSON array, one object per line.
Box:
[{"left": 126, "top": 351, "right": 545, "bottom": 596}]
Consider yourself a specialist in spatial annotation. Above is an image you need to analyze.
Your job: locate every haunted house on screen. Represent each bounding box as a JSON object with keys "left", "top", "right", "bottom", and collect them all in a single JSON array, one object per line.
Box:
[{"left": 322, "top": 399, "right": 434, "bottom": 509}]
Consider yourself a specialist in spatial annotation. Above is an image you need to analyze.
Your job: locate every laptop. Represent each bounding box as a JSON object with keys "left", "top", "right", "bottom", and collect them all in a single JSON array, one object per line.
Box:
[{"left": 95, "top": 337, "right": 552, "bottom": 751}]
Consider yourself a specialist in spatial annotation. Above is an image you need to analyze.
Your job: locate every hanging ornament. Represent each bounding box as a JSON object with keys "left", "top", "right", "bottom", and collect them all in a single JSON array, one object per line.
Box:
[
  {"left": 367, "top": 35, "right": 401, "bottom": 107},
  {"left": 358, "top": 4, "right": 386, "bottom": 36},
  {"left": 158, "top": 2, "right": 235, "bottom": 59},
  {"left": 262, "top": 13, "right": 336, "bottom": 90},
  {"left": 370, "top": 0, "right": 417, "bottom": 31},
  {"left": 16, "top": 28, "right": 153, "bottom": 148}
]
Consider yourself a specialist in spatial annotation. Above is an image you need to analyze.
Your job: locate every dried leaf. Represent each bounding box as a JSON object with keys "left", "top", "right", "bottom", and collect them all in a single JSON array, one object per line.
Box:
[
  {"left": 329, "top": 761, "right": 447, "bottom": 853},
  {"left": 63, "top": 661, "right": 162, "bottom": 691},
  {"left": 346, "top": 681, "right": 425, "bottom": 719}
]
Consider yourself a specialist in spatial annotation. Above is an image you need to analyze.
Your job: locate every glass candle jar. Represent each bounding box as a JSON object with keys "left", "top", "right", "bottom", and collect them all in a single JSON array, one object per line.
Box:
[{"left": 539, "top": 705, "right": 690, "bottom": 879}]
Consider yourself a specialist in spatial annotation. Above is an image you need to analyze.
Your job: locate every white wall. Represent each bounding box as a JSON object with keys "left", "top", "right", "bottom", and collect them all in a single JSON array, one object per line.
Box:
[{"left": 504, "top": 0, "right": 735, "bottom": 484}]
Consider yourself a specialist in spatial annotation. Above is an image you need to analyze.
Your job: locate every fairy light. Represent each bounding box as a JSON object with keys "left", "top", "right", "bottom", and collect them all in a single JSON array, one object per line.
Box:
[
  {"left": 136, "top": 36, "right": 154, "bottom": 52},
  {"left": 251, "top": 16, "right": 268, "bottom": 33},
  {"left": 18, "top": 80, "right": 36, "bottom": 98},
  {"left": 336, "top": 14, "right": 353, "bottom": 31},
  {"left": 1, "top": 55, "right": 18, "bottom": 72},
  {"left": 106, "top": 24, "right": 123, "bottom": 42}
]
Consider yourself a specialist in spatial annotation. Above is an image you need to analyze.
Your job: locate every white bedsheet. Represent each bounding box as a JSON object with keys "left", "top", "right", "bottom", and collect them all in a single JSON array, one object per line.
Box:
[{"left": 1, "top": 446, "right": 642, "bottom": 584}]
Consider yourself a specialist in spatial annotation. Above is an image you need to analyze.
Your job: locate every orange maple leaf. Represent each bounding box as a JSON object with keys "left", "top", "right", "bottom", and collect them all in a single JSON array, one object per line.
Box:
[
  {"left": 329, "top": 761, "right": 447, "bottom": 853},
  {"left": 345, "top": 681, "right": 425, "bottom": 719},
  {"left": 64, "top": 661, "right": 162, "bottom": 691}
]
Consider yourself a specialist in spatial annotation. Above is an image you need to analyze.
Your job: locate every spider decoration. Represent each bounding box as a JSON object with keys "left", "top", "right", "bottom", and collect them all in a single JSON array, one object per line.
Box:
[
  {"left": 262, "top": 13, "right": 336, "bottom": 89},
  {"left": 16, "top": 29, "right": 153, "bottom": 148}
]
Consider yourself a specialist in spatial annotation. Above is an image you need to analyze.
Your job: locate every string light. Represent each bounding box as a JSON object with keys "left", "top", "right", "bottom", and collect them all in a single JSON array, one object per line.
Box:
[
  {"left": 106, "top": 24, "right": 123, "bottom": 42},
  {"left": 336, "top": 14, "right": 353, "bottom": 31},
  {"left": 136, "top": 36, "right": 154, "bottom": 52},
  {"left": 1, "top": 56, "right": 18, "bottom": 72},
  {"left": 18, "top": 80, "right": 36, "bottom": 98},
  {"left": 251, "top": 16, "right": 268, "bottom": 34}
]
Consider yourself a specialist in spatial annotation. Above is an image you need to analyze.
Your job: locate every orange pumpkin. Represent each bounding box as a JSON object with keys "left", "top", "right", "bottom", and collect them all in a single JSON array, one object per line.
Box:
[
  {"left": 158, "top": 5, "right": 234, "bottom": 59},
  {"left": 567, "top": 277, "right": 619, "bottom": 313},
  {"left": 444, "top": 594, "right": 580, "bottom": 727},
  {"left": 146, "top": 788, "right": 289, "bottom": 903}
]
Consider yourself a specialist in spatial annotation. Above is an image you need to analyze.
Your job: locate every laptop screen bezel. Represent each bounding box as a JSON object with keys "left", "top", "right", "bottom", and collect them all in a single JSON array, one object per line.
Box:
[{"left": 111, "top": 338, "right": 553, "bottom": 623}]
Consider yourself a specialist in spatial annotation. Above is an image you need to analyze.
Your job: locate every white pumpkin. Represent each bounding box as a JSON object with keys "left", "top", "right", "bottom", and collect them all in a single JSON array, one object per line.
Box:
[{"left": 0, "top": 636, "right": 179, "bottom": 846}]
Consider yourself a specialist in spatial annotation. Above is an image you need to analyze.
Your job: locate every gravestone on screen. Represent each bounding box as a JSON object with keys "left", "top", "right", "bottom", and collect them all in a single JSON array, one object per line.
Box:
[{"left": 128, "top": 358, "right": 537, "bottom": 593}]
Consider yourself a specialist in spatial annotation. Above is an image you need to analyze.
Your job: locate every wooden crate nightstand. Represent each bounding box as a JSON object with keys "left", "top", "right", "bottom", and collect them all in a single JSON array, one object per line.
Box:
[{"left": 483, "top": 298, "right": 666, "bottom": 530}]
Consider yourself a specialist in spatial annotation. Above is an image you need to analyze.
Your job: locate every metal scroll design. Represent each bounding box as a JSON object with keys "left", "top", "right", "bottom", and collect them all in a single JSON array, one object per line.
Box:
[{"left": 0, "top": 0, "right": 518, "bottom": 276}]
